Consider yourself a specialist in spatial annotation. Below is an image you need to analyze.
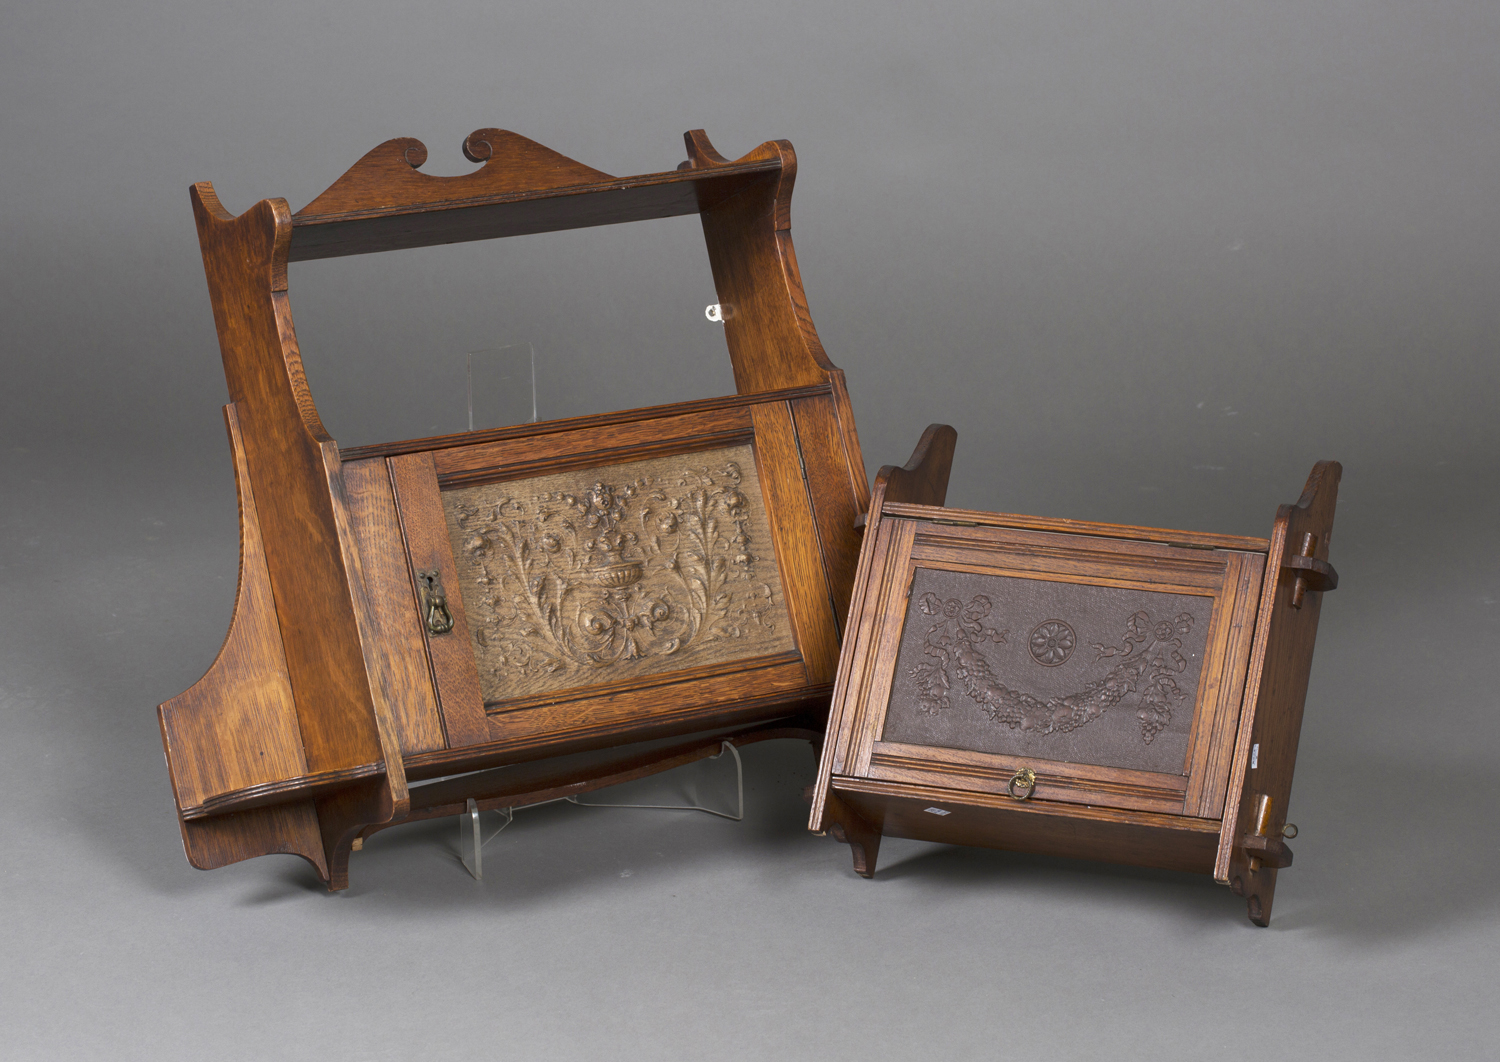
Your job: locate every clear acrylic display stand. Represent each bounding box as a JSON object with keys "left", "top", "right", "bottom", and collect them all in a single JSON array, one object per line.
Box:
[
  {"left": 451, "top": 339, "right": 534, "bottom": 881},
  {"left": 458, "top": 741, "right": 744, "bottom": 881},
  {"left": 466, "top": 342, "right": 538, "bottom": 431},
  {"left": 451, "top": 340, "right": 745, "bottom": 881},
  {"left": 568, "top": 740, "right": 743, "bottom": 818},
  {"left": 459, "top": 801, "right": 513, "bottom": 880}
]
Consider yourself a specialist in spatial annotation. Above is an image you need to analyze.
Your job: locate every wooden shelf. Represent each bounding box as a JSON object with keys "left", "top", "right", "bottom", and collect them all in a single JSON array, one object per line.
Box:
[{"left": 286, "top": 128, "right": 784, "bottom": 260}]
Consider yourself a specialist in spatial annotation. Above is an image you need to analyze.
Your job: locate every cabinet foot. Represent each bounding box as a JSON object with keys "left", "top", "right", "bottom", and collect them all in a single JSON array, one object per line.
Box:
[{"left": 825, "top": 795, "right": 883, "bottom": 878}]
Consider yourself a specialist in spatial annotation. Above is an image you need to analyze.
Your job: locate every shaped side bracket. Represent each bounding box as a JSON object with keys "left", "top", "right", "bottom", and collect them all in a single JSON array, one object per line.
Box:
[{"left": 1217, "top": 460, "right": 1342, "bottom": 926}]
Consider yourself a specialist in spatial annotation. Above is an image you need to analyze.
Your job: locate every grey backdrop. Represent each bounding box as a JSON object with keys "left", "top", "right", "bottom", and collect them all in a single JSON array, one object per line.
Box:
[{"left": 2, "top": 1, "right": 1495, "bottom": 1058}]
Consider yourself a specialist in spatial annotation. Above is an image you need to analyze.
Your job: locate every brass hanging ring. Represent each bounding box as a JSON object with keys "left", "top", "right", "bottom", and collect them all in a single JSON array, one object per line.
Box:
[{"left": 1008, "top": 768, "right": 1037, "bottom": 800}]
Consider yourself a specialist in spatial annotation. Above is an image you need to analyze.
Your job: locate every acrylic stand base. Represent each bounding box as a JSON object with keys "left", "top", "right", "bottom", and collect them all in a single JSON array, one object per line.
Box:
[{"left": 458, "top": 740, "right": 744, "bottom": 881}]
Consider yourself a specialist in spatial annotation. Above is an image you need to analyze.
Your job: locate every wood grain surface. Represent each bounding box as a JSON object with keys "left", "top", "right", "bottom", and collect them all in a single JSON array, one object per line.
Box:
[
  {"left": 387, "top": 451, "right": 491, "bottom": 747},
  {"left": 158, "top": 405, "right": 326, "bottom": 875},
  {"left": 808, "top": 425, "right": 957, "bottom": 836},
  {"left": 338, "top": 384, "right": 832, "bottom": 464},
  {"left": 159, "top": 405, "right": 308, "bottom": 813},
  {"left": 189, "top": 184, "right": 403, "bottom": 804},
  {"left": 881, "top": 501, "right": 1269, "bottom": 553},
  {"left": 1216, "top": 460, "right": 1342, "bottom": 925},
  {"left": 790, "top": 393, "right": 869, "bottom": 628},
  {"left": 750, "top": 402, "right": 841, "bottom": 684},
  {"left": 340, "top": 457, "right": 447, "bottom": 754},
  {"left": 431, "top": 405, "right": 755, "bottom": 487}
]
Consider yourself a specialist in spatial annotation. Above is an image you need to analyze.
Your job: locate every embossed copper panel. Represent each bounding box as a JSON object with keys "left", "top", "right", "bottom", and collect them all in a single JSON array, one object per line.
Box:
[
  {"left": 442, "top": 444, "right": 796, "bottom": 705},
  {"left": 882, "top": 567, "right": 1213, "bottom": 775}
]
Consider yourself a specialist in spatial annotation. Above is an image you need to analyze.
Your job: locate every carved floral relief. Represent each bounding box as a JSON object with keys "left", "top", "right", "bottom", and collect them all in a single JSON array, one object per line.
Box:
[{"left": 442, "top": 445, "right": 795, "bottom": 704}]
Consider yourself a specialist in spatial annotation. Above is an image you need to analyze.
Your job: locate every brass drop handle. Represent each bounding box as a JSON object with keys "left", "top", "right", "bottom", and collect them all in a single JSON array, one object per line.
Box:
[
  {"left": 1007, "top": 767, "right": 1037, "bottom": 801},
  {"left": 427, "top": 595, "right": 454, "bottom": 635},
  {"left": 416, "top": 570, "right": 456, "bottom": 635}
]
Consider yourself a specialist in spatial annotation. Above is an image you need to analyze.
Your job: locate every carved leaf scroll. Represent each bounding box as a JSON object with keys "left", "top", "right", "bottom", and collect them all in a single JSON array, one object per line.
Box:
[{"left": 442, "top": 445, "right": 796, "bottom": 705}]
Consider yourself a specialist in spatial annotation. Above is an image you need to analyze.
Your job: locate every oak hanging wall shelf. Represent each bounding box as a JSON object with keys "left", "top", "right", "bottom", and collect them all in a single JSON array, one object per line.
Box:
[{"left": 159, "top": 128, "right": 884, "bottom": 889}]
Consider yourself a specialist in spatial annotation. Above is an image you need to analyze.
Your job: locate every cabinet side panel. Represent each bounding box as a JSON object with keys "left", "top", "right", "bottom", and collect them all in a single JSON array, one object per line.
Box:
[
  {"left": 791, "top": 393, "right": 866, "bottom": 628},
  {"left": 341, "top": 458, "right": 446, "bottom": 754},
  {"left": 190, "top": 189, "right": 388, "bottom": 781},
  {"left": 1216, "top": 462, "right": 1341, "bottom": 917},
  {"left": 159, "top": 405, "right": 309, "bottom": 813},
  {"left": 698, "top": 177, "right": 828, "bottom": 393},
  {"left": 750, "top": 402, "right": 841, "bottom": 684}
]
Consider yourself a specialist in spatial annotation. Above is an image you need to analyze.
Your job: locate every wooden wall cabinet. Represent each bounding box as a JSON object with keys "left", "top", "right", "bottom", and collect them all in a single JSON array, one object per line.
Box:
[
  {"left": 159, "top": 129, "right": 874, "bottom": 889},
  {"left": 809, "top": 427, "right": 1341, "bottom": 925}
]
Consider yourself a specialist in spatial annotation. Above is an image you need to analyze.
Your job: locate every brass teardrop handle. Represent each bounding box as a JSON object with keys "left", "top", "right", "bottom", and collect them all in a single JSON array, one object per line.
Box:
[
  {"left": 416, "top": 570, "right": 456, "bottom": 635},
  {"left": 427, "top": 596, "right": 454, "bottom": 635},
  {"left": 1008, "top": 767, "right": 1037, "bottom": 800}
]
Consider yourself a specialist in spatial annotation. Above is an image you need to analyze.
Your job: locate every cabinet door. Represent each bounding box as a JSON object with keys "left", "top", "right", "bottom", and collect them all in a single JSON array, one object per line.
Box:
[
  {"left": 842, "top": 517, "right": 1265, "bottom": 820},
  {"left": 386, "top": 399, "right": 841, "bottom": 760}
]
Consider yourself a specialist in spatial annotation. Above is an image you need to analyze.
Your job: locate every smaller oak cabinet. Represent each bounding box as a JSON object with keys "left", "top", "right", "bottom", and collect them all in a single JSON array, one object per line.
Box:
[{"left": 809, "top": 427, "right": 1340, "bottom": 925}]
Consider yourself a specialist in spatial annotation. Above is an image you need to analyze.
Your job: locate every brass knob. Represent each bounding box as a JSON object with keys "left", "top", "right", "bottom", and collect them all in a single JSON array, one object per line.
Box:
[{"left": 1007, "top": 768, "right": 1037, "bottom": 801}]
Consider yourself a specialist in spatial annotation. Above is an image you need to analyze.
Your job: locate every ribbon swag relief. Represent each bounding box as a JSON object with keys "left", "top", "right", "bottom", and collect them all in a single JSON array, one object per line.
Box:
[{"left": 908, "top": 593, "right": 1195, "bottom": 744}]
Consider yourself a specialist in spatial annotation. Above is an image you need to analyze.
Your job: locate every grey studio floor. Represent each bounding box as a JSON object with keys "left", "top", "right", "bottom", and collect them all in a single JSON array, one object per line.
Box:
[{"left": 3, "top": 3, "right": 1498, "bottom": 1060}]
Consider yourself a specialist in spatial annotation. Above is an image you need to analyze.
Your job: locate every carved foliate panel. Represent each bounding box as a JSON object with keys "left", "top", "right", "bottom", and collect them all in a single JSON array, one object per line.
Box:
[
  {"left": 882, "top": 567, "right": 1213, "bottom": 775},
  {"left": 442, "top": 444, "right": 796, "bottom": 705}
]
